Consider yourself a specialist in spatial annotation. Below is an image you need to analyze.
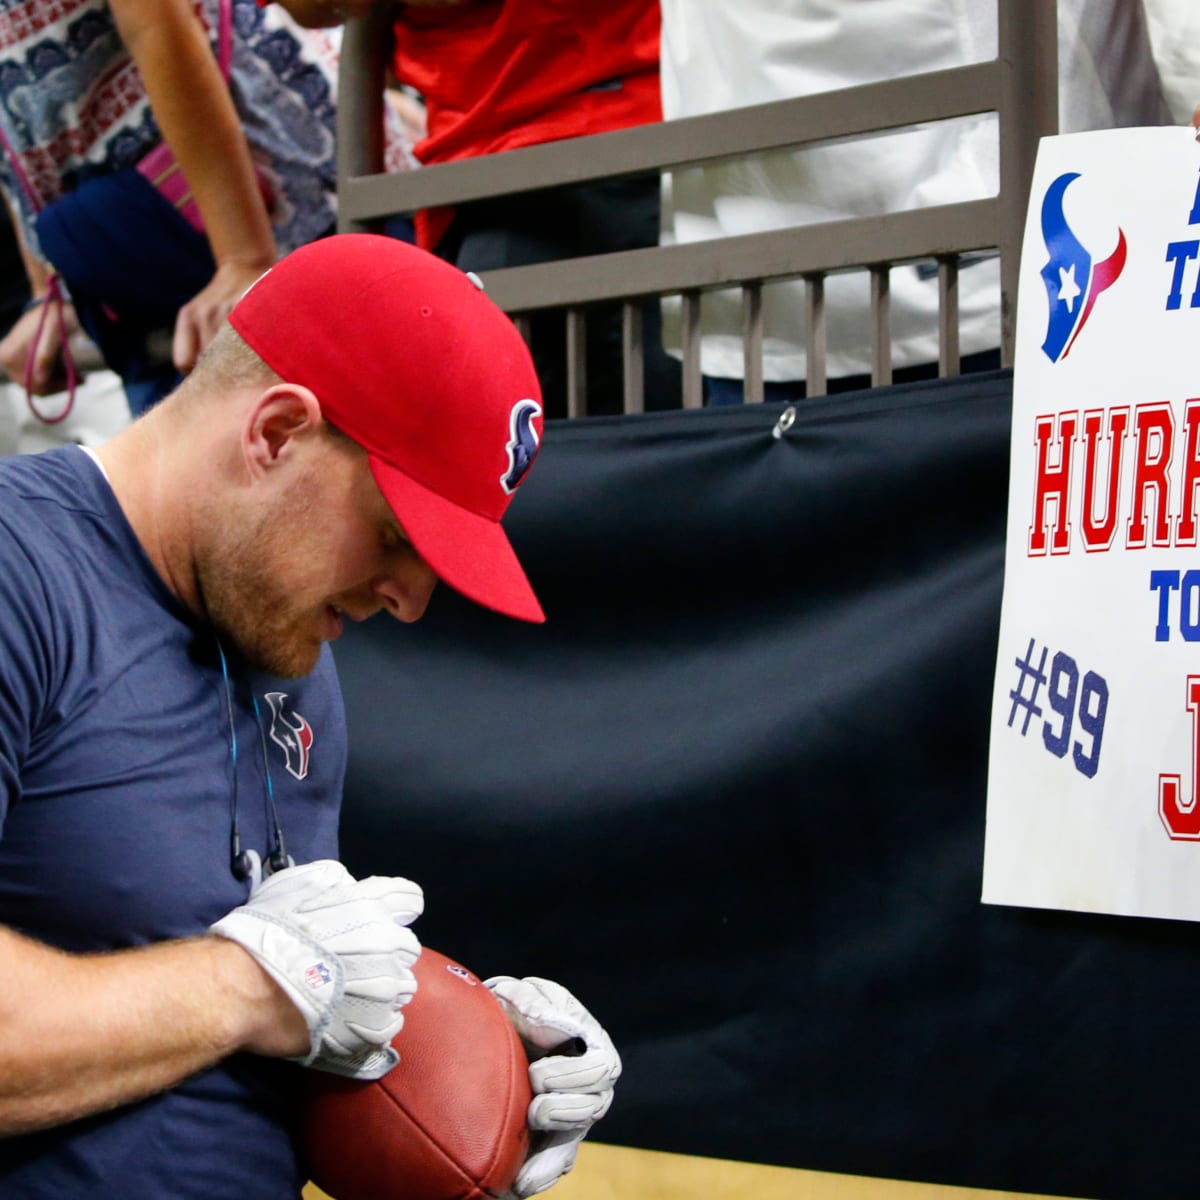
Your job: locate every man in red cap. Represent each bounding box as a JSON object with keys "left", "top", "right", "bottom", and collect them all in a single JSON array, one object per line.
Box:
[{"left": 0, "top": 235, "right": 618, "bottom": 1199}]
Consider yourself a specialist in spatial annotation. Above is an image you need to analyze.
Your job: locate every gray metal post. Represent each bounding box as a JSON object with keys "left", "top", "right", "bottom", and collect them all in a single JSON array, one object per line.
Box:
[
  {"left": 997, "top": 0, "right": 1058, "bottom": 366},
  {"left": 336, "top": 7, "right": 394, "bottom": 234}
]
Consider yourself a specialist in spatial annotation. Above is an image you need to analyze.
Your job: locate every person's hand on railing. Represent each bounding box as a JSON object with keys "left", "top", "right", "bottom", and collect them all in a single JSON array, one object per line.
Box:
[
  {"left": 173, "top": 255, "right": 275, "bottom": 376},
  {"left": 1193, "top": 102, "right": 1200, "bottom": 141}
]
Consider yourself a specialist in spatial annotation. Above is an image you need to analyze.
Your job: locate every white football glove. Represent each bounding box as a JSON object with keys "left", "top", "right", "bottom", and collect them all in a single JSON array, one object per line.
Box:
[
  {"left": 210, "top": 859, "right": 423, "bottom": 1080},
  {"left": 485, "top": 976, "right": 621, "bottom": 1198}
]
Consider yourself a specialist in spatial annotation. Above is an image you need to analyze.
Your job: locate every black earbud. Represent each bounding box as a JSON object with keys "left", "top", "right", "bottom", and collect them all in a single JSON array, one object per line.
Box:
[
  {"left": 267, "top": 839, "right": 289, "bottom": 876},
  {"left": 231, "top": 830, "right": 253, "bottom": 882}
]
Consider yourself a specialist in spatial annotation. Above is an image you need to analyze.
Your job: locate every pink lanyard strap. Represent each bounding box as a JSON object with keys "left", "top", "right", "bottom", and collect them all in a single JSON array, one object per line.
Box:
[
  {"left": 23, "top": 275, "right": 79, "bottom": 425},
  {"left": 218, "top": 0, "right": 233, "bottom": 80},
  {"left": 0, "top": 0, "right": 233, "bottom": 424}
]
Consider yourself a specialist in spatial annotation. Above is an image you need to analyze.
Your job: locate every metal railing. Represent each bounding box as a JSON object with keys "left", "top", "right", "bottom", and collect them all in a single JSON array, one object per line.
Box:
[{"left": 336, "top": 1, "right": 1058, "bottom": 414}]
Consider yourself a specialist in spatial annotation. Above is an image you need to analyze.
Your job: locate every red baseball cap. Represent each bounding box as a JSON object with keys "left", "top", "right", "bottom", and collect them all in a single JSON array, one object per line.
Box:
[{"left": 229, "top": 234, "right": 545, "bottom": 623}]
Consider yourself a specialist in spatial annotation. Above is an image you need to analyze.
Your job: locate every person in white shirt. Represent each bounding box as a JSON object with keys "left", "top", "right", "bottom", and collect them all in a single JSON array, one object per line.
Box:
[{"left": 659, "top": 0, "right": 1192, "bottom": 403}]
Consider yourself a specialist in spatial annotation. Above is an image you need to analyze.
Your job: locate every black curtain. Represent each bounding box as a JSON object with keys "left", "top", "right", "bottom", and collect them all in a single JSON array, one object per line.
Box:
[{"left": 334, "top": 370, "right": 1199, "bottom": 1200}]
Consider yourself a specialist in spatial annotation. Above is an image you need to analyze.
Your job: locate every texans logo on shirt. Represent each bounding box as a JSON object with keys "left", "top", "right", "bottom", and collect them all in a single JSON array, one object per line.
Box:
[
  {"left": 501, "top": 398, "right": 543, "bottom": 495},
  {"left": 1038, "top": 171, "right": 1127, "bottom": 363},
  {"left": 264, "top": 691, "right": 314, "bottom": 780}
]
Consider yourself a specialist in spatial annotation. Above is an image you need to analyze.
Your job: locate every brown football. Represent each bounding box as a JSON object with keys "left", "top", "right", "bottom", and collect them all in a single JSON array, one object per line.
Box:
[{"left": 302, "top": 948, "right": 531, "bottom": 1200}]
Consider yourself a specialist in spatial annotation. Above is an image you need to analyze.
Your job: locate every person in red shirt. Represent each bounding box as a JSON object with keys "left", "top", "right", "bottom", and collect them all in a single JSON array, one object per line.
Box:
[{"left": 279, "top": 0, "right": 681, "bottom": 417}]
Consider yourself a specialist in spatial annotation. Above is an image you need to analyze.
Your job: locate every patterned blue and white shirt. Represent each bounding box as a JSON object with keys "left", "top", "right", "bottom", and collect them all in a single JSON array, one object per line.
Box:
[{"left": 0, "top": 0, "right": 406, "bottom": 260}]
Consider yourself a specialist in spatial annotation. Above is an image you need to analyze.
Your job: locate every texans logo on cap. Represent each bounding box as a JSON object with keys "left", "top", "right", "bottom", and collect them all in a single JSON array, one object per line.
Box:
[{"left": 501, "top": 398, "right": 542, "bottom": 495}]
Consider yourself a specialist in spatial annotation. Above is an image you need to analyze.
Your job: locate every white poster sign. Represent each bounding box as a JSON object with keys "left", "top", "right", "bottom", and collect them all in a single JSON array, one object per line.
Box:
[{"left": 983, "top": 125, "right": 1200, "bottom": 920}]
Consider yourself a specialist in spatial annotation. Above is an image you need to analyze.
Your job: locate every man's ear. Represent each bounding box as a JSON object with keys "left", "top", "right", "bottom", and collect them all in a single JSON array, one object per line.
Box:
[{"left": 241, "top": 385, "right": 324, "bottom": 476}]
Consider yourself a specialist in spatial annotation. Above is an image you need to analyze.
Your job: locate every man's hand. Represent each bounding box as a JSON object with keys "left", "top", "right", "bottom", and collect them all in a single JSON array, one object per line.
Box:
[
  {"left": 210, "top": 859, "right": 423, "bottom": 1080},
  {"left": 485, "top": 976, "right": 621, "bottom": 1197}
]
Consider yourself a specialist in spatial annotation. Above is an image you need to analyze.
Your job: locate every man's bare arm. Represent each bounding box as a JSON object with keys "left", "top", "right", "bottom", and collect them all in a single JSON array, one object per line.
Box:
[{"left": 0, "top": 924, "right": 307, "bottom": 1135}]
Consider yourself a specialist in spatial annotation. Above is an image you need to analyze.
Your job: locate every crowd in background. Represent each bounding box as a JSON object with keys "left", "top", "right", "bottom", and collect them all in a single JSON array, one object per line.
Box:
[{"left": 0, "top": 0, "right": 1196, "bottom": 443}]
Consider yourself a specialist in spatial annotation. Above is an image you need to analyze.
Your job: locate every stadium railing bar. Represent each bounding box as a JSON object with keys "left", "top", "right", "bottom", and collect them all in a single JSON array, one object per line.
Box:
[{"left": 336, "top": 1, "right": 1058, "bottom": 416}]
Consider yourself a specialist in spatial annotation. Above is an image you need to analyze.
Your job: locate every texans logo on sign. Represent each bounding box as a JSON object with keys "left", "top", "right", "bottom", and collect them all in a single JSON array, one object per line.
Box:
[
  {"left": 264, "top": 691, "right": 314, "bottom": 780},
  {"left": 500, "top": 398, "right": 542, "bottom": 495},
  {"left": 1038, "top": 171, "right": 1127, "bottom": 363}
]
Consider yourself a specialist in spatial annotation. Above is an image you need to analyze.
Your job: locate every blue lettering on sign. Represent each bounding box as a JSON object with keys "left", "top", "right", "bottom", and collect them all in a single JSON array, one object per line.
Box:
[
  {"left": 1149, "top": 569, "right": 1200, "bottom": 641},
  {"left": 1164, "top": 240, "right": 1200, "bottom": 310},
  {"left": 1161, "top": 171, "right": 1200, "bottom": 308},
  {"left": 1005, "top": 636, "right": 1108, "bottom": 780}
]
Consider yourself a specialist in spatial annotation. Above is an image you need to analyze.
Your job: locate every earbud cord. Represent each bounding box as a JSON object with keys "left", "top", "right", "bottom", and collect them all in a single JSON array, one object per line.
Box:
[
  {"left": 216, "top": 639, "right": 245, "bottom": 880},
  {"left": 217, "top": 638, "right": 288, "bottom": 882},
  {"left": 251, "top": 692, "right": 288, "bottom": 872}
]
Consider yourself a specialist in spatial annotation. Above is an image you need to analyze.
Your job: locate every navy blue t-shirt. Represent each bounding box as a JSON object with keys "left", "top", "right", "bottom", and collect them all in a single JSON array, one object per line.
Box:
[{"left": 0, "top": 447, "right": 346, "bottom": 1199}]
